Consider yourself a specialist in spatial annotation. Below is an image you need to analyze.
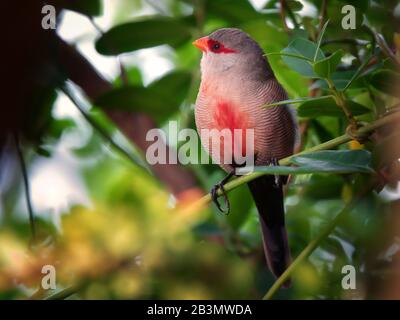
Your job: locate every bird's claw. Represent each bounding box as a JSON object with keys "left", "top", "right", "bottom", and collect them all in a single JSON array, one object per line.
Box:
[{"left": 210, "top": 182, "right": 231, "bottom": 214}]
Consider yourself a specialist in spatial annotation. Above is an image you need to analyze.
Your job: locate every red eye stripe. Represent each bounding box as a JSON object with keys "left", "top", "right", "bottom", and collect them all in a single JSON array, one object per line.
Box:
[{"left": 207, "top": 39, "right": 237, "bottom": 54}]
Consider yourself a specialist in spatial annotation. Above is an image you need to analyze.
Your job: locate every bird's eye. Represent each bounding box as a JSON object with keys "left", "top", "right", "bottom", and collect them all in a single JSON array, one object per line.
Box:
[{"left": 212, "top": 43, "right": 220, "bottom": 51}]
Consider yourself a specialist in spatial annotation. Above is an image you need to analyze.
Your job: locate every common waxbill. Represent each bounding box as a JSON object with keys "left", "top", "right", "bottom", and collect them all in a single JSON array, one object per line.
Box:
[{"left": 193, "top": 28, "right": 299, "bottom": 282}]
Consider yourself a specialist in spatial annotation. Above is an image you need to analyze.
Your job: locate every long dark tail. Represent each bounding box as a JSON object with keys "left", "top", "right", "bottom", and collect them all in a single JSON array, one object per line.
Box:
[{"left": 248, "top": 175, "right": 291, "bottom": 286}]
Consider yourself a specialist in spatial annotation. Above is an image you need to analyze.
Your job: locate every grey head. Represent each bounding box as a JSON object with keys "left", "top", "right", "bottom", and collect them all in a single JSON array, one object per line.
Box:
[{"left": 198, "top": 28, "right": 274, "bottom": 82}]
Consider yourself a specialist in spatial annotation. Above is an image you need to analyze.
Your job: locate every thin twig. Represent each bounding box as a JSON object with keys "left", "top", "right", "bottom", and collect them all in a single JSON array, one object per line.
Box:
[
  {"left": 374, "top": 32, "right": 400, "bottom": 69},
  {"left": 278, "top": 0, "right": 289, "bottom": 32},
  {"left": 89, "top": 17, "right": 104, "bottom": 36},
  {"left": 118, "top": 56, "right": 129, "bottom": 85},
  {"left": 194, "top": 0, "right": 205, "bottom": 36},
  {"left": 317, "top": 0, "right": 328, "bottom": 39},
  {"left": 39, "top": 257, "right": 139, "bottom": 300},
  {"left": 14, "top": 133, "right": 36, "bottom": 242},
  {"left": 363, "top": 25, "right": 400, "bottom": 69},
  {"left": 44, "top": 285, "right": 79, "bottom": 300},
  {"left": 325, "top": 77, "right": 358, "bottom": 131}
]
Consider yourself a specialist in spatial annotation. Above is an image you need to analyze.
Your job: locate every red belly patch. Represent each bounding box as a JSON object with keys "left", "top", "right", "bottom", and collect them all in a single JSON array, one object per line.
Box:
[
  {"left": 214, "top": 101, "right": 247, "bottom": 131},
  {"left": 212, "top": 101, "right": 251, "bottom": 160}
]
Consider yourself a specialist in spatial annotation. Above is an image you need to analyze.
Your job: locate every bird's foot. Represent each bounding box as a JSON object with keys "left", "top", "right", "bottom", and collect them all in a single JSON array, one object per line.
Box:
[
  {"left": 210, "top": 171, "right": 235, "bottom": 214},
  {"left": 210, "top": 182, "right": 230, "bottom": 214}
]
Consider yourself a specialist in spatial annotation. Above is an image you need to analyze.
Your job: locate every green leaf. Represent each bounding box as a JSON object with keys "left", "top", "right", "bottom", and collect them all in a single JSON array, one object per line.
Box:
[
  {"left": 148, "top": 71, "right": 191, "bottom": 108},
  {"left": 95, "top": 87, "right": 161, "bottom": 111},
  {"left": 95, "top": 71, "right": 191, "bottom": 124},
  {"left": 310, "top": 119, "right": 335, "bottom": 142},
  {"left": 48, "top": 118, "right": 75, "bottom": 140},
  {"left": 298, "top": 97, "right": 370, "bottom": 118},
  {"left": 36, "top": 146, "right": 52, "bottom": 158},
  {"left": 266, "top": 52, "right": 313, "bottom": 62},
  {"left": 114, "top": 67, "right": 143, "bottom": 87},
  {"left": 95, "top": 17, "right": 192, "bottom": 55},
  {"left": 62, "top": 0, "right": 102, "bottom": 16},
  {"left": 369, "top": 70, "right": 400, "bottom": 98},
  {"left": 261, "top": 95, "right": 334, "bottom": 108},
  {"left": 263, "top": 0, "right": 279, "bottom": 9},
  {"left": 285, "top": 38, "right": 325, "bottom": 61},
  {"left": 303, "top": 175, "right": 344, "bottom": 200},
  {"left": 313, "top": 50, "right": 344, "bottom": 79},
  {"left": 287, "top": 0, "right": 303, "bottom": 11},
  {"left": 72, "top": 131, "right": 103, "bottom": 158},
  {"left": 253, "top": 150, "right": 374, "bottom": 175},
  {"left": 282, "top": 38, "right": 325, "bottom": 77},
  {"left": 291, "top": 150, "right": 374, "bottom": 173},
  {"left": 205, "top": 0, "right": 262, "bottom": 23}
]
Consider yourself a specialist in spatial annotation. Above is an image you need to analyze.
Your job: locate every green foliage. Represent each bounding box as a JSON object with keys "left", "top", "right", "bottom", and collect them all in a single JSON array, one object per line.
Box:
[
  {"left": 95, "top": 71, "right": 191, "bottom": 124},
  {"left": 298, "top": 98, "right": 371, "bottom": 118},
  {"left": 2, "top": 0, "right": 400, "bottom": 301},
  {"left": 61, "top": 0, "right": 103, "bottom": 17},
  {"left": 280, "top": 38, "right": 325, "bottom": 77},
  {"left": 253, "top": 150, "right": 374, "bottom": 175},
  {"left": 95, "top": 17, "right": 192, "bottom": 55},
  {"left": 202, "top": 0, "right": 264, "bottom": 23}
]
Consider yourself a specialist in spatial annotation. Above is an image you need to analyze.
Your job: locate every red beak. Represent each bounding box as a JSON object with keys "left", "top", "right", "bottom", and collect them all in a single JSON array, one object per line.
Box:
[{"left": 192, "top": 36, "right": 209, "bottom": 52}]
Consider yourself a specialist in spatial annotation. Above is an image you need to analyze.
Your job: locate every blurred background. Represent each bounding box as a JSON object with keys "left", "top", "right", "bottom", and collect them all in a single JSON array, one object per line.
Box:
[{"left": 1, "top": 0, "right": 400, "bottom": 299}]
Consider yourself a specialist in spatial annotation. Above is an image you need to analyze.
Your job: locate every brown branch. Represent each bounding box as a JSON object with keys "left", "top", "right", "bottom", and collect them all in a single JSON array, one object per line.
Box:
[
  {"left": 278, "top": 0, "right": 289, "bottom": 33},
  {"left": 317, "top": 0, "right": 328, "bottom": 39}
]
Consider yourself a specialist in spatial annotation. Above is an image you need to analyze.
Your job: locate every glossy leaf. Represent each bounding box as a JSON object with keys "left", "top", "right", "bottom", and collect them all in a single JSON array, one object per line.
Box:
[
  {"left": 310, "top": 119, "right": 335, "bottom": 142},
  {"left": 282, "top": 38, "right": 325, "bottom": 77},
  {"left": 95, "top": 17, "right": 192, "bottom": 55},
  {"left": 95, "top": 71, "right": 191, "bottom": 124},
  {"left": 148, "top": 71, "right": 192, "bottom": 108},
  {"left": 291, "top": 150, "right": 374, "bottom": 173},
  {"left": 287, "top": 0, "right": 303, "bottom": 11},
  {"left": 62, "top": 0, "right": 102, "bottom": 16},
  {"left": 253, "top": 150, "right": 374, "bottom": 175},
  {"left": 302, "top": 175, "right": 344, "bottom": 200},
  {"left": 298, "top": 97, "right": 371, "bottom": 118},
  {"left": 261, "top": 95, "right": 334, "bottom": 108},
  {"left": 206, "top": 0, "right": 262, "bottom": 23}
]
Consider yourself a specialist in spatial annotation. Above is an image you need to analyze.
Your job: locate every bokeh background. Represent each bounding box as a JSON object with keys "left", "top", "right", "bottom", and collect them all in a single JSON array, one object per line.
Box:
[{"left": 1, "top": 0, "right": 400, "bottom": 299}]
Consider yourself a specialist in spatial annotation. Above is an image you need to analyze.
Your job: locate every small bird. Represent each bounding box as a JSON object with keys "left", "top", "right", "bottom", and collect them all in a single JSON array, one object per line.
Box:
[{"left": 193, "top": 28, "right": 299, "bottom": 282}]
